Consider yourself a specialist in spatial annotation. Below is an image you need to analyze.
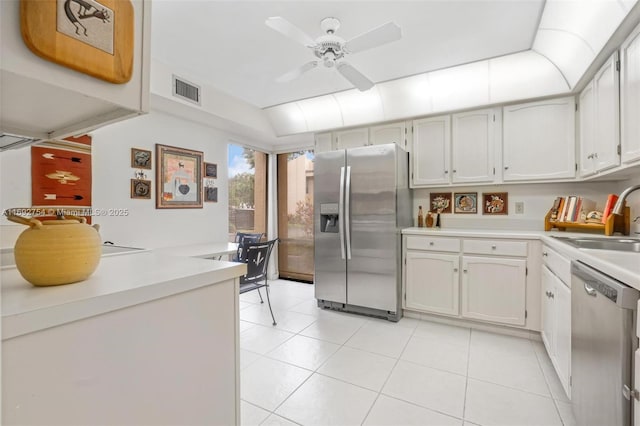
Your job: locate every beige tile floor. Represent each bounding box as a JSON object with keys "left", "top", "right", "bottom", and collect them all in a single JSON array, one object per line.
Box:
[{"left": 239, "top": 279, "right": 575, "bottom": 426}]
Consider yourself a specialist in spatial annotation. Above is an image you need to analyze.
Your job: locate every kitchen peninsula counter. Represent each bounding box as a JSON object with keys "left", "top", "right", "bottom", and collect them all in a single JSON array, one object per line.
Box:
[{"left": 1, "top": 251, "right": 246, "bottom": 425}]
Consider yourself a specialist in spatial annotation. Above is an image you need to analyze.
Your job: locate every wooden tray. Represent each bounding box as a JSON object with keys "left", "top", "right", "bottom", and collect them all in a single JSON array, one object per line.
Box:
[{"left": 21, "top": 0, "right": 133, "bottom": 84}]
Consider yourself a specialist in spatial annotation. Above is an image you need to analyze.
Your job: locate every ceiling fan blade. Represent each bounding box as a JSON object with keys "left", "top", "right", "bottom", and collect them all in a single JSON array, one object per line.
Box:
[
  {"left": 336, "top": 62, "right": 374, "bottom": 91},
  {"left": 265, "top": 17, "right": 316, "bottom": 48},
  {"left": 344, "top": 22, "right": 401, "bottom": 54},
  {"left": 276, "top": 61, "right": 319, "bottom": 82}
]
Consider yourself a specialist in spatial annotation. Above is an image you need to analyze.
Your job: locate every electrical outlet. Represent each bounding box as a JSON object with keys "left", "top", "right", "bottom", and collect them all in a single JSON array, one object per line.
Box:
[{"left": 515, "top": 202, "right": 525, "bottom": 214}]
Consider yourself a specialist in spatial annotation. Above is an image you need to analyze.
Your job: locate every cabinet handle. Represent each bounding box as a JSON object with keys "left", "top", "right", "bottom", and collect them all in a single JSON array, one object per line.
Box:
[
  {"left": 463, "top": 269, "right": 468, "bottom": 273},
  {"left": 453, "top": 169, "right": 457, "bottom": 173},
  {"left": 454, "top": 268, "right": 458, "bottom": 272},
  {"left": 491, "top": 245, "right": 497, "bottom": 250},
  {"left": 542, "top": 252, "right": 548, "bottom": 257},
  {"left": 429, "top": 242, "right": 434, "bottom": 246},
  {"left": 550, "top": 292, "right": 554, "bottom": 299},
  {"left": 587, "top": 154, "right": 593, "bottom": 159},
  {"left": 444, "top": 170, "right": 449, "bottom": 174},
  {"left": 593, "top": 152, "right": 598, "bottom": 159}
]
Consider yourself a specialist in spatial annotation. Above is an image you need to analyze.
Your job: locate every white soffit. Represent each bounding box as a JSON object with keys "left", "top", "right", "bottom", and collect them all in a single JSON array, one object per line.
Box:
[
  {"left": 333, "top": 88, "right": 384, "bottom": 127},
  {"left": 428, "top": 61, "right": 490, "bottom": 112},
  {"left": 488, "top": 51, "right": 569, "bottom": 103},
  {"left": 533, "top": 0, "right": 638, "bottom": 87}
]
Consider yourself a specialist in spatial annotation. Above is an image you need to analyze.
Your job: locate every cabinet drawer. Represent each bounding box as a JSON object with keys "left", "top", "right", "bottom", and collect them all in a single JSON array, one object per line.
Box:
[
  {"left": 542, "top": 245, "right": 571, "bottom": 286},
  {"left": 406, "top": 236, "right": 460, "bottom": 253},
  {"left": 463, "top": 239, "right": 528, "bottom": 257}
]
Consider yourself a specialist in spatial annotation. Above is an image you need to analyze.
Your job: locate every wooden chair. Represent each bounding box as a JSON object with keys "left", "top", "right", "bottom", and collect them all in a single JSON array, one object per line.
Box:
[{"left": 236, "top": 238, "right": 279, "bottom": 326}]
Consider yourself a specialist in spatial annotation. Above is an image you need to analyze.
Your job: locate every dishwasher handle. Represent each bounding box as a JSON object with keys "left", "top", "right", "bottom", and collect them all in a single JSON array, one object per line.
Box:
[{"left": 571, "top": 261, "right": 639, "bottom": 309}]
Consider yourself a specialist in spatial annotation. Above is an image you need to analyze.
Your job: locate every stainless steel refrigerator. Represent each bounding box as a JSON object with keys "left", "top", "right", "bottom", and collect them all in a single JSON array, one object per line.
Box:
[{"left": 314, "top": 143, "right": 411, "bottom": 321}]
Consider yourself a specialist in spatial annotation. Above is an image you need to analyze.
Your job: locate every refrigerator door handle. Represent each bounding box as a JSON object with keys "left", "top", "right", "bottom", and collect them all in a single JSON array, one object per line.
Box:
[
  {"left": 339, "top": 166, "right": 346, "bottom": 260},
  {"left": 345, "top": 166, "right": 352, "bottom": 260}
]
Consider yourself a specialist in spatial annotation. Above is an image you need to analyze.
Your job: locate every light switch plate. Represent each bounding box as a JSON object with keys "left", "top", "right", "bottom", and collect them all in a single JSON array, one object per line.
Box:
[{"left": 515, "top": 202, "right": 524, "bottom": 214}]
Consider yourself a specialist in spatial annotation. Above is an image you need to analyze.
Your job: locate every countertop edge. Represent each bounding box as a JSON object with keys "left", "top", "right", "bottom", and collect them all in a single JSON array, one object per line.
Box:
[{"left": 2, "top": 254, "right": 247, "bottom": 340}]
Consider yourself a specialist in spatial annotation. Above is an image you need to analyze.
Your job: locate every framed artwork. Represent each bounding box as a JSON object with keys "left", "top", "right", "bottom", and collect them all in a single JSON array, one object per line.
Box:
[
  {"left": 204, "top": 187, "right": 218, "bottom": 203},
  {"left": 131, "top": 148, "right": 152, "bottom": 169},
  {"left": 204, "top": 162, "right": 218, "bottom": 178},
  {"left": 483, "top": 192, "right": 508, "bottom": 215},
  {"left": 454, "top": 192, "right": 478, "bottom": 214},
  {"left": 131, "top": 179, "right": 151, "bottom": 199},
  {"left": 21, "top": 0, "right": 134, "bottom": 83},
  {"left": 429, "top": 192, "right": 452, "bottom": 213},
  {"left": 156, "top": 144, "right": 203, "bottom": 209}
]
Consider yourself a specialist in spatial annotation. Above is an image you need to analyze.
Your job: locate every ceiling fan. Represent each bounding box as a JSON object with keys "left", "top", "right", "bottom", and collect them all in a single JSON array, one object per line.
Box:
[{"left": 265, "top": 16, "right": 401, "bottom": 91}]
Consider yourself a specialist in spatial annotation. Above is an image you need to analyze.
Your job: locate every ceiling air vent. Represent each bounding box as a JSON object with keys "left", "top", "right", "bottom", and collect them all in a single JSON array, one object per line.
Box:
[{"left": 172, "top": 75, "right": 201, "bottom": 106}]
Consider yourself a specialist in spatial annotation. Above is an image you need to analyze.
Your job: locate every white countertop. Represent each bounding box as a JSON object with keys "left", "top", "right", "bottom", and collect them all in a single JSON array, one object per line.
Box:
[
  {"left": 152, "top": 242, "right": 238, "bottom": 259},
  {"left": 1, "top": 251, "right": 246, "bottom": 340},
  {"left": 402, "top": 227, "right": 640, "bottom": 289}
]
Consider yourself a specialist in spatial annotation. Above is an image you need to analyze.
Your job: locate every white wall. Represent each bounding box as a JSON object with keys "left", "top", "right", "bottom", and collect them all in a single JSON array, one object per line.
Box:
[
  {"left": 412, "top": 181, "right": 627, "bottom": 231},
  {"left": 90, "top": 111, "right": 230, "bottom": 248}
]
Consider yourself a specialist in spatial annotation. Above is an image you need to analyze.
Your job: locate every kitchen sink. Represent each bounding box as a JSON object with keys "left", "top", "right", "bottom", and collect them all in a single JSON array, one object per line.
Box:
[{"left": 552, "top": 236, "right": 640, "bottom": 252}]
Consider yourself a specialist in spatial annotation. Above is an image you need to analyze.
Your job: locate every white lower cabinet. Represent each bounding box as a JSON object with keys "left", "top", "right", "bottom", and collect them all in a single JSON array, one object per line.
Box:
[
  {"left": 405, "top": 251, "right": 459, "bottom": 316},
  {"left": 541, "top": 249, "right": 571, "bottom": 398},
  {"left": 404, "top": 235, "right": 531, "bottom": 329},
  {"left": 461, "top": 256, "right": 527, "bottom": 326}
]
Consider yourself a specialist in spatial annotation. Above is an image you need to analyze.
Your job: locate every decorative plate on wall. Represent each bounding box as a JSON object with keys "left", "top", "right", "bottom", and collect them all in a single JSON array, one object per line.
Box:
[{"left": 21, "top": 0, "right": 134, "bottom": 83}]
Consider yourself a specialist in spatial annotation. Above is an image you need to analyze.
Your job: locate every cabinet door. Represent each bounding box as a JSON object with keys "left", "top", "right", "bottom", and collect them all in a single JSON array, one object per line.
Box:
[
  {"left": 411, "top": 116, "right": 451, "bottom": 186},
  {"left": 451, "top": 109, "right": 496, "bottom": 183},
  {"left": 461, "top": 256, "right": 527, "bottom": 326},
  {"left": 335, "top": 128, "right": 369, "bottom": 150},
  {"left": 554, "top": 278, "right": 571, "bottom": 398},
  {"left": 579, "top": 82, "right": 596, "bottom": 177},
  {"left": 315, "top": 132, "right": 333, "bottom": 153},
  {"left": 621, "top": 24, "right": 640, "bottom": 164},
  {"left": 503, "top": 97, "right": 576, "bottom": 181},
  {"left": 541, "top": 266, "right": 557, "bottom": 358},
  {"left": 370, "top": 122, "right": 407, "bottom": 150},
  {"left": 405, "top": 251, "right": 459, "bottom": 316},
  {"left": 593, "top": 52, "right": 620, "bottom": 173}
]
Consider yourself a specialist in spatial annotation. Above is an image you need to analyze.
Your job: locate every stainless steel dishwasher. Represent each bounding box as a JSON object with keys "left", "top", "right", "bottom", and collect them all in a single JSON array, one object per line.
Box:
[{"left": 571, "top": 260, "right": 639, "bottom": 426}]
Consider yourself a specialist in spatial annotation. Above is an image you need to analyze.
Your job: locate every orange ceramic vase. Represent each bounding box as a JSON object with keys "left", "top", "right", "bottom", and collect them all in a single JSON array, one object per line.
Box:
[{"left": 7, "top": 214, "right": 101, "bottom": 286}]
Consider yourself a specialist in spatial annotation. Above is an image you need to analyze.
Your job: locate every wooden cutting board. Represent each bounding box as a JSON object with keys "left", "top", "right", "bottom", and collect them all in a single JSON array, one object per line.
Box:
[{"left": 21, "top": 0, "right": 134, "bottom": 84}]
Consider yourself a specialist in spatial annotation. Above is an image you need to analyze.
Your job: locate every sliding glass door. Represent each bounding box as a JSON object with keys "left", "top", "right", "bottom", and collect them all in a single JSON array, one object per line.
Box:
[{"left": 277, "top": 151, "right": 314, "bottom": 282}]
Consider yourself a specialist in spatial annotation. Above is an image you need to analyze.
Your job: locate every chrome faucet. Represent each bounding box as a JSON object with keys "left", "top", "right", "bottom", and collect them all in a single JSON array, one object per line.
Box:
[{"left": 612, "top": 184, "right": 640, "bottom": 215}]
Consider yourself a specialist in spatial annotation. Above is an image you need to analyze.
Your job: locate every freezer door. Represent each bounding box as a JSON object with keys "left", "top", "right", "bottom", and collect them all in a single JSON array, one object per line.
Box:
[
  {"left": 314, "top": 150, "right": 347, "bottom": 304},
  {"left": 346, "top": 144, "right": 399, "bottom": 312}
]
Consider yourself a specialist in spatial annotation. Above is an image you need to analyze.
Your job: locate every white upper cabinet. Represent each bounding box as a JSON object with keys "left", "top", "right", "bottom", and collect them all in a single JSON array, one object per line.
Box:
[
  {"left": 334, "top": 128, "right": 369, "bottom": 150},
  {"left": 0, "top": 0, "right": 150, "bottom": 146},
  {"left": 411, "top": 115, "right": 451, "bottom": 187},
  {"left": 503, "top": 97, "right": 576, "bottom": 181},
  {"left": 314, "top": 132, "right": 333, "bottom": 154},
  {"left": 451, "top": 108, "right": 499, "bottom": 183},
  {"left": 579, "top": 52, "right": 620, "bottom": 177},
  {"left": 370, "top": 121, "right": 407, "bottom": 150},
  {"left": 621, "top": 23, "right": 640, "bottom": 164}
]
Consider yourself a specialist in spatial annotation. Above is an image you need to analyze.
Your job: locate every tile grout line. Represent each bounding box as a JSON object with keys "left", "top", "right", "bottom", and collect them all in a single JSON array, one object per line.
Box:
[
  {"left": 462, "top": 327, "right": 472, "bottom": 422},
  {"left": 359, "top": 320, "right": 417, "bottom": 425},
  {"left": 531, "top": 340, "right": 568, "bottom": 425}
]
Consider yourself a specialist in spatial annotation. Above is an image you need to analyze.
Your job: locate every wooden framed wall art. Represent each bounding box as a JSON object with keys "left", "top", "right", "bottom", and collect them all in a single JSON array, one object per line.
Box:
[
  {"left": 131, "top": 179, "right": 151, "bottom": 199},
  {"left": 483, "top": 192, "right": 508, "bottom": 215},
  {"left": 454, "top": 192, "right": 477, "bottom": 214},
  {"left": 131, "top": 148, "right": 151, "bottom": 169},
  {"left": 429, "top": 192, "right": 452, "bottom": 213},
  {"left": 21, "top": 0, "right": 134, "bottom": 83},
  {"left": 156, "top": 144, "right": 203, "bottom": 209}
]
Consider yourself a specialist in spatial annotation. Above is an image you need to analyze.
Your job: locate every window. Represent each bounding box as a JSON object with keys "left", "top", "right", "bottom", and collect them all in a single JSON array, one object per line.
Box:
[{"left": 228, "top": 144, "right": 267, "bottom": 242}]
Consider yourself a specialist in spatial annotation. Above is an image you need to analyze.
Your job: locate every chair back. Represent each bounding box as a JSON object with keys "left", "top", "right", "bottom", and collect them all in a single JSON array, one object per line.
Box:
[
  {"left": 234, "top": 232, "right": 264, "bottom": 244},
  {"left": 238, "top": 238, "right": 279, "bottom": 284}
]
